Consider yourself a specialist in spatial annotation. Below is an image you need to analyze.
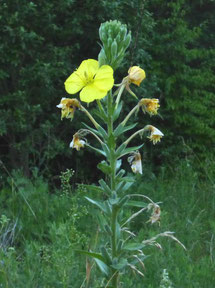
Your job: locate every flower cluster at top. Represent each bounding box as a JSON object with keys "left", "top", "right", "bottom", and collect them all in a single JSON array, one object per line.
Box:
[{"left": 57, "top": 58, "right": 164, "bottom": 175}]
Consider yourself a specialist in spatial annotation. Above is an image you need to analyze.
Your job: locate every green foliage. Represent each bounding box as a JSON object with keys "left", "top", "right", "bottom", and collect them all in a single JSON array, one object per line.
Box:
[
  {"left": 145, "top": 0, "right": 215, "bottom": 157},
  {"left": 0, "top": 170, "right": 89, "bottom": 287},
  {"left": 1, "top": 0, "right": 214, "bottom": 178},
  {"left": 0, "top": 157, "right": 214, "bottom": 287}
]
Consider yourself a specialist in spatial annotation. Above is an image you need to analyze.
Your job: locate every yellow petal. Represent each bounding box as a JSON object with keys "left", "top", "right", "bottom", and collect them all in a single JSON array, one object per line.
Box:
[
  {"left": 128, "top": 66, "right": 146, "bottom": 86},
  {"left": 94, "top": 65, "right": 114, "bottom": 91},
  {"left": 80, "top": 84, "right": 107, "bottom": 103},
  {"left": 65, "top": 72, "right": 85, "bottom": 94},
  {"left": 77, "top": 59, "right": 99, "bottom": 80}
]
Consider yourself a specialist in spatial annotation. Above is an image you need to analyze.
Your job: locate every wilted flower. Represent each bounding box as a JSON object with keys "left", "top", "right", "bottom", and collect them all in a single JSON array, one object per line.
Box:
[
  {"left": 147, "top": 125, "right": 164, "bottom": 144},
  {"left": 128, "top": 66, "right": 146, "bottom": 86},
  {"left": 139, "top": 98, "right": 160, "bottom": 116},
  {"left": 147, "top": 203, "right": 161, "bottom": 224},
  {"left": 128, "top": 151, "right": 142, "bottom": 174},
  {"left": 56, "top": 98, "right": 81, "bottom": 120},
  {"left": 115, "top": 66, "right": 146, "bottom": 105},
  {"left": 70, "top": 133, "right": 86, "bottom": 151},
  {"left": 64, "top": 59, "right": 114, "bottom": 103}
]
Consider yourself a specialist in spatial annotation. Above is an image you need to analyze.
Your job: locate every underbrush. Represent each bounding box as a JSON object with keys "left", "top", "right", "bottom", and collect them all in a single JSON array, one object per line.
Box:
[{"left": 0, "top": 159, "right": 214, "bottom": 287}]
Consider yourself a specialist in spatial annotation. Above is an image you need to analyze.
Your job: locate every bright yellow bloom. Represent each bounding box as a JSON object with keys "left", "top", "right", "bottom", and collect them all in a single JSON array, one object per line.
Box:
[
  {"left": 139, "top": 98, "right": 160, "bottom": 116},
  {"left": 69, "top": 133, "right": 86, "bottom": 151},
  {"left": 128, "top": 151, "right": 142, "bottom": 174},
  {"left": 147, "top": 125, "right": 164, "bottom": 145},
  {"left": 56, "top": 98, "right": 81, "bottom": 120},
  {"left": 128, "top": 66, "right": 146, "bottom": 86},
  {"left": 64, "top": 59, "right": 114, "bottom": 103}
]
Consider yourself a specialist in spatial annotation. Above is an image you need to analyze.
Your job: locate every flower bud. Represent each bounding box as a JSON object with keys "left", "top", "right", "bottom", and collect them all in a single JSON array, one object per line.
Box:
[
  {"left": 98, "top": 20, "right": 131, "bottom": 70},
  {"left": 111, "top": 40, "right": 118, "bottom": 59},
  {"left": 98, "top": 48, "right": 107, "bottom": 66},
  {"left": 124, "top": 32, "right": 131, "bottom": 49}
]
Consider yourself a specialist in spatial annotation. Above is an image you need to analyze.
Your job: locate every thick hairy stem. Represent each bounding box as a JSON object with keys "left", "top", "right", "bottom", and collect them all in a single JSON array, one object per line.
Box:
[{"left": 107, "top": 91, "right": 119, "bottom": 287}]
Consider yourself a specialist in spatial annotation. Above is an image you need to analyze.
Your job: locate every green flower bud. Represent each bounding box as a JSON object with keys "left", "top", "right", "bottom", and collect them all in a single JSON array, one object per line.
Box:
[
  {"left": 98, "top": 48, "right": 107, "bottom": 66},
  {"left": 111, "top": 40, "right": 118, "bottom": 59},
  {"left": 124, "top": 32, "right": 132, "bottom": 49},
  {"left": 116, "top": 34, "right": 121, "bottom": 44},
  {"left": 120, "top": 26, "right": 127, "bottom": 41},
  {"left": 107, "top": 36, "right": 112, "bottom": 49},
  {"left": 98, "top": 20, "right": 132, "bottom": 70}
]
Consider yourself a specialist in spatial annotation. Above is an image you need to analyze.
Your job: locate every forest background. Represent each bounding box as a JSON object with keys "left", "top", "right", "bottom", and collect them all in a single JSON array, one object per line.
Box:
[{"left": 0, "top": 0, "right": 215, "bottom": 287}]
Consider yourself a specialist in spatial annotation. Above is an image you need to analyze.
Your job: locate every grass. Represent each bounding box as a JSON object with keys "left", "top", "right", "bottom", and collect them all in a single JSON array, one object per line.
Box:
[{"left": 0, "top": 158, "right": 214, "bottom": 287}]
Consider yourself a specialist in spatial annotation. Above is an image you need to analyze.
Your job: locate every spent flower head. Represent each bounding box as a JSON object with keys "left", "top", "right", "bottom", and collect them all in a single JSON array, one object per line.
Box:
[
  {"left": 70, "top": 133, "right": 86, "bottom": 151},
  {"left": 147, "top": 125, "right": 164, "bottom": 144},
  {"left": 128, "top": 151, "right": 142, "bottom": 174},
  {"left": 139, "top": 98, "right": 160, "bottom": 116},
  {"left": 147, "top": 203, "right": 161, "bottom": 224},
  {"left": 56, "top": 98, "right": 81, "bottom": 120}
]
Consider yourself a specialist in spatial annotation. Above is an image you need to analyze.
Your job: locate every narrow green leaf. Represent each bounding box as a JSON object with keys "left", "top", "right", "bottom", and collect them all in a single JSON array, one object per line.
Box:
[
  {"left": 82, "top": 122, "right": 102, "bottom": 137},
  {"left": 97, "top": 160, "right": 111, "bottom": 175},
  {"left": 93, "top": 108, "right": 108, "bottom": 122},
  {"left": 121, "top": 144, "right": 144, "bottom": 156},
  {"left": 126, "top": 200, "right": 147, "bottom": 208},
  {"left": 113, "top": 101, "right": 123, "bottom": 121},
  {"left": 101, "top": 247, "right": 112, "bottom": 265},
  {"left": 99, "top": 179, "right": 112, "bottom": 194},
  {"left": 75, "top": 250, "right": 106, "bottom": 262},
  {"left": 96, "top": 212, "right": 108, "bottom": 231},
  {"left": 123, "top": 242, "right": 145, "bottom": 251},
  {"left": 116, "top": 169, "right": 126, "bottom": 178},
  {"left": 85, "top": 144, "right": 106, "bottom": 156},
  {"left": 118, "top": 195, "right": 129, "bottom": 207},
  {"left": 116, "top": 159, "right": 122, "bottom": 172},
  {"left": 115, "top": 143, "right": 126, "bottom": 158},
  {"left": 85, "top": 196, "right": 107, "bottom": 213},
  {"left": 80, "top": 184, "right": 103, "bottom": 193},
  {"left": 101, "top": 143, "right": 110, "bottom": 158},
  {"left": 94, "top": 258, "right": 110, "bottom": 276},
  {"left": 114, "top": 123, "right": 137, "bottom": 137},
  {"left": 97, "top": 125, "right": 108, "bottom": 139},
  {"left": 111, "top": 258, "right": 128, "bottom": 270}
]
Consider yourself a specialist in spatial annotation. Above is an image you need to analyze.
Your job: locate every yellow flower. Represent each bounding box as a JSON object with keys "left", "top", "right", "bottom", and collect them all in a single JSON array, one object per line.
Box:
[
  {"left": 128, "top": 151, "right": 142, "bottom": 174},
  {"left": 69, "top": 133, "right": 86, "bottom": 151},
  {"left": 64, "top": 59, "right": 114, "bottom": 103},
  {"left": 128, "top": 66, "right": 146, "bottom": 86},
  {"left": 56, "top": 98, "right": 81, "bottom": 120},
  {"left": 115, "top": 65, "right": 146, "bottom": 105},
  {"left": 139, "top": 98, "right": 160, "bottom": 116},
  {"left": 147, "top": 125, "right": 164, "bottom": 144}
]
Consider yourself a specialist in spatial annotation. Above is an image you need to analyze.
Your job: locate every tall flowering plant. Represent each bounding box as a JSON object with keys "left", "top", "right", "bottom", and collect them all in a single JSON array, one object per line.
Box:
[{"left": 57, "top": 20, "right": 184, "bottom": 288}]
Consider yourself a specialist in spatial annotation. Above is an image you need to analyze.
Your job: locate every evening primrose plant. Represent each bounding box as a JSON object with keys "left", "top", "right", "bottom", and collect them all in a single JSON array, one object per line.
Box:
[{"left": 57, "top": 20, "right": 184, "bottom": 288}]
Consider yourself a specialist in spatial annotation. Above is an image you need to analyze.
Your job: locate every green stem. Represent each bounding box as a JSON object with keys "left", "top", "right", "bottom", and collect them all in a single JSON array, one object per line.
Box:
[
  {"left": 80, "top": 105, "right": 100, "bottom": 129},
  {"left": 121, "top": 104, "right": 139, "bottom": 127},
  {"left": 107, "top": 91, "right": 119, "bottom": 287},
  {"left": 123, "top": 126, "right": 147, "bottom": 146}
]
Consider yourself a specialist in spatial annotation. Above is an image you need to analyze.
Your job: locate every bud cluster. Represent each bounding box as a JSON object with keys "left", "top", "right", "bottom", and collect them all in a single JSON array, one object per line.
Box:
[{"left": 98, "top": 20, "right": 131, "bottom": 70}]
